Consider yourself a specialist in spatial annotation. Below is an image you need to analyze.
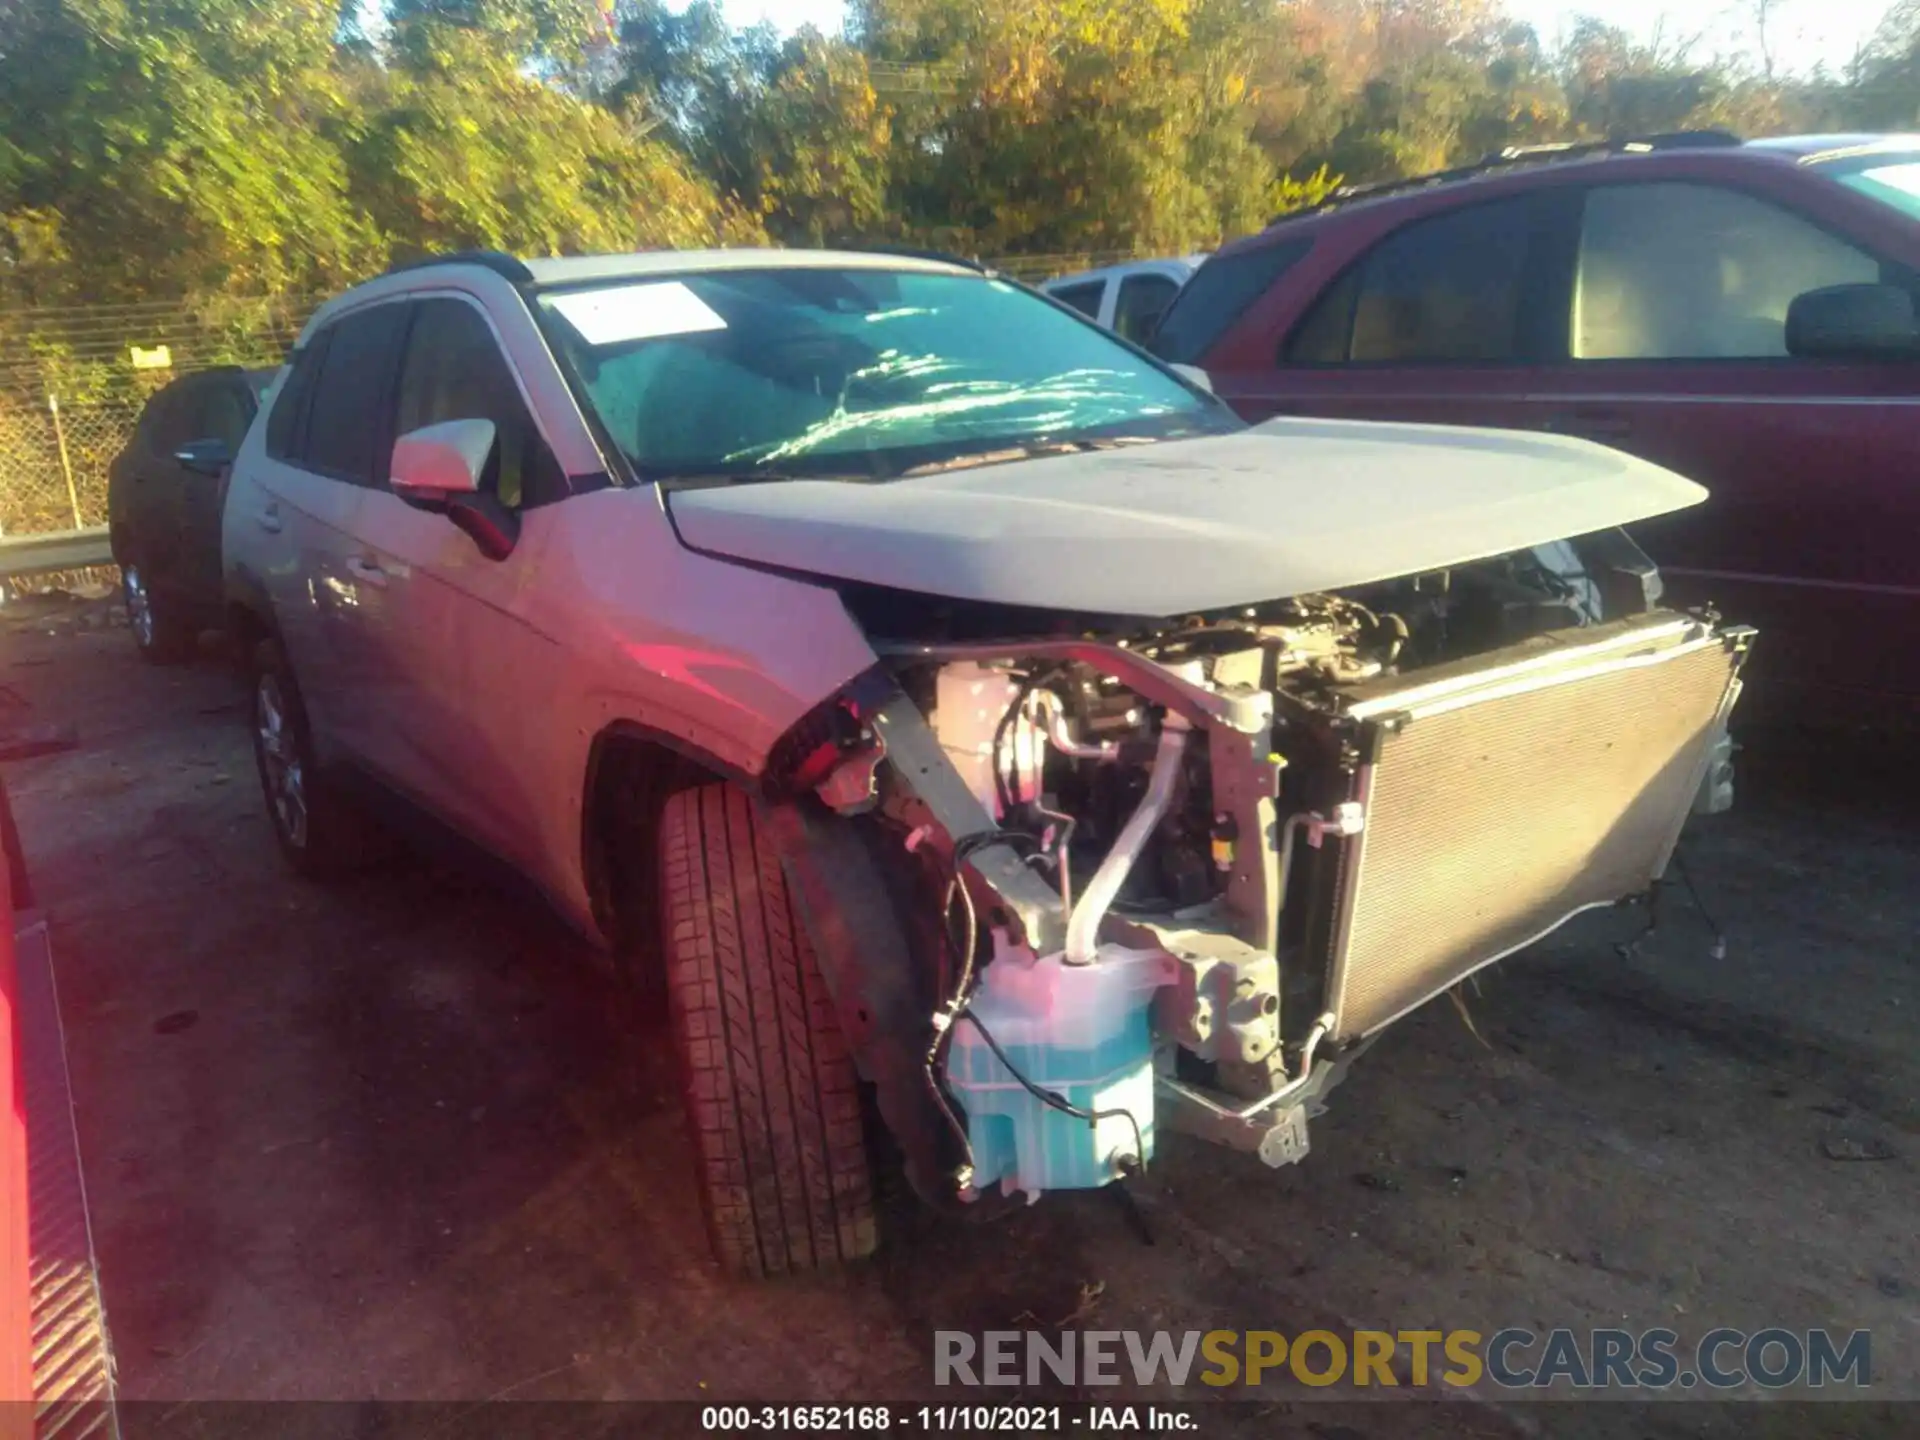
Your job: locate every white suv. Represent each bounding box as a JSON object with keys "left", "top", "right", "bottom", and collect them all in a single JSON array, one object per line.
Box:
[
  {"left": 224, "top": 248, "right": 1750, "bottom": 1278},
  {"left": 1042, "top": 256, "right": 1204, "bottom": 341}
]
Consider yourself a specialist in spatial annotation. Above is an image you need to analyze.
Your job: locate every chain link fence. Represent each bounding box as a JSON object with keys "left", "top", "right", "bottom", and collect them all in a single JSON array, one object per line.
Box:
[
  {"left": 0, "top": 296, "right": 319, "bottom": 539},
  {"left": 989, "top": 251, "right": 1160, "bottom": 282},
  {"left": 0, "top": 253, "right": 1167, "bottom": 542}
]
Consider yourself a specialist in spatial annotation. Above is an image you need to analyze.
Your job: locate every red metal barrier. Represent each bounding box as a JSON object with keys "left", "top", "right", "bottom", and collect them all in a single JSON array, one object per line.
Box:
[{"left": 0, "top": 776, "right": 34, "bottom": 1402}]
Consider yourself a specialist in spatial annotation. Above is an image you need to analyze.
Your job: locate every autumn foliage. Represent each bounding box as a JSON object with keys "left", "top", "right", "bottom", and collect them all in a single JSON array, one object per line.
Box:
[{"left": 1, "top": 0, "right": 1914, "bottom": 305}]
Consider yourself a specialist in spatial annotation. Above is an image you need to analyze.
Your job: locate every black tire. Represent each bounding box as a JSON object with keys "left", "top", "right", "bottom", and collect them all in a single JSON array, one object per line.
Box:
[
  {"left": 249, "top": 640, "right": 368, "bottom": 878},
  {"left": 122, "top": 560, "right": 191, "bottom": 664},
  {"left": 658, "top": 783, "right": 877, "bottom": 1278}
]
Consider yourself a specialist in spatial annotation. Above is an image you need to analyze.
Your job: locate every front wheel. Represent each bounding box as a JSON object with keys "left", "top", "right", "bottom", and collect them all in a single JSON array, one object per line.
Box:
[
  {"left": 657, "top": 783, "right": 877, "bottom": 1277},
  {"left": 249, "top": 641, "right": 368, "bottom": 877}
]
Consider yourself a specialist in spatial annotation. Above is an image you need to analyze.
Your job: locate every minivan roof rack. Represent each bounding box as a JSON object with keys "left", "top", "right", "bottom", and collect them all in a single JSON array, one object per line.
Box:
[
  {"left": 1270, "top": 130, "right": 1743, "bottom": 226},
  {"left": 382, "top": 249, "right": 536, "bottom": 284}
]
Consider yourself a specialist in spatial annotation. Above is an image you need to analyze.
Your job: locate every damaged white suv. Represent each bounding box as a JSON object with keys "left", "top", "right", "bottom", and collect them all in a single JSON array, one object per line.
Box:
[{"left": 223, "top": 249, "right": 1750, "bottom": 1277}]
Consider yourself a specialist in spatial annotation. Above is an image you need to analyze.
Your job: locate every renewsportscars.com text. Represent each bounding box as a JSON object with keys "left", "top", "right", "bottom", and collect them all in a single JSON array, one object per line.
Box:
[{"left": 934, "top": 1327, "right": 1871, "bottom": 1391}]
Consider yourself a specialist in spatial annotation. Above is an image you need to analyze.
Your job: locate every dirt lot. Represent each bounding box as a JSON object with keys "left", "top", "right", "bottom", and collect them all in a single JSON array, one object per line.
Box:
[{"left": 3, "top": 597, "right": 1915, "bottom": 1436}]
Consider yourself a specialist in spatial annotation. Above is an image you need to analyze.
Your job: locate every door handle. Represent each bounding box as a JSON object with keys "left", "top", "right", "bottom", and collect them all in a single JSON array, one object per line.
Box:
[
  {"left": 1544, "top": 410, "right": 1632, "bottom": 442},
  {"left": 345, "top": 555, "right": 388, "bottom": 587},
  {"left": 256, "top": 502, "right": 282, "bottom": 533}
]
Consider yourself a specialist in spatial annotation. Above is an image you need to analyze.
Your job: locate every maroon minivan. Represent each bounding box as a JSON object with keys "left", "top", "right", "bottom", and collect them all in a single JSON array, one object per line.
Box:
[{"left": 1155, "top": 133, "right": 1920, "bottom": 715}]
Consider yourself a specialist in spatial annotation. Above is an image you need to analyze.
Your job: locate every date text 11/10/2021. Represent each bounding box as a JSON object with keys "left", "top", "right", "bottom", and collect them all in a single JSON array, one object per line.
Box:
[{"left": 701, "top": 1405, "right": 1194, "bottom": 1431}]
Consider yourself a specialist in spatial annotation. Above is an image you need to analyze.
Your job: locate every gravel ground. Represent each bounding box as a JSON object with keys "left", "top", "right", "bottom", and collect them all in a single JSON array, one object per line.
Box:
[{"left": 3, "top": 595, "right": 1914, "bottom": 1438}]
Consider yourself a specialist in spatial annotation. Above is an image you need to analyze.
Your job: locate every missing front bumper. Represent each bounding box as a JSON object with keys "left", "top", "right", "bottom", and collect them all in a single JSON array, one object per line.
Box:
[{"left": 1315, "top": 612, "right": 1752, "bottom": 1042}]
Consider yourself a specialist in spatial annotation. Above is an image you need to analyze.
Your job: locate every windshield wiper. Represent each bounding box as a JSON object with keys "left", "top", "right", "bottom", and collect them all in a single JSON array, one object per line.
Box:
[
  {"left": 648, "top": 467, "right": 872, "bottom": 491},
  {"left": 894, "top": 434, "right": 1164, "bottom": 479}
]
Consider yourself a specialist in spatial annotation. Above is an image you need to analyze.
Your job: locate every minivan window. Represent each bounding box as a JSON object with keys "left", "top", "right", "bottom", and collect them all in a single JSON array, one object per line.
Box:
[
  {"left": 1289, "top": 199, "right": 1535, "bottom": 364},
  {"left": 1574, "top": 183, "right": 1881, "bottom": 360},
  {"left": 301, "top": 303, "right": 409, "bottom": 484},
  {"left": 1155, "top": 239, "right": 1312, "bottom": 364}
]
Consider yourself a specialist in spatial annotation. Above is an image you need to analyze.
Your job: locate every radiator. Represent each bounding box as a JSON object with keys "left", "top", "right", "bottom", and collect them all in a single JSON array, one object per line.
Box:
[{"left": 1316, "top": 613, "right": 1750, "bottom": 1042}]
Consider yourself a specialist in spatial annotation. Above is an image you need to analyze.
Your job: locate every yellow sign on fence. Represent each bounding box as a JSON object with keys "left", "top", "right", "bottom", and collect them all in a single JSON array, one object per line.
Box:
[{"left": 128, "top": 345, "right": 172, "bottom": 370}]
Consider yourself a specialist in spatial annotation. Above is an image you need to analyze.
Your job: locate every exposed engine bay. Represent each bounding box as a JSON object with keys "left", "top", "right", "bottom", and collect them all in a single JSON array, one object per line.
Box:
[{"left": 780, "top": 530, "right": 1751, "bottom": 1207}]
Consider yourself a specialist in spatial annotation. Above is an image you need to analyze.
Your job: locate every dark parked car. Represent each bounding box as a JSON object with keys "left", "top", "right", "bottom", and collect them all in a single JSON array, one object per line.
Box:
[
  {"left": 1154, "top": 132, "right": 1920, "bottom": 714},
  {"left": 107, "top": 365, "right": 271, "bottom": 661}
]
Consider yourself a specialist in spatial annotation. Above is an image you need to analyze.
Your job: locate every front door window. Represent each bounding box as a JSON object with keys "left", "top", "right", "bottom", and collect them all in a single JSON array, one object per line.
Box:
[{"left": 1573, "top": 183, "right": 1882, "bottom": 361}]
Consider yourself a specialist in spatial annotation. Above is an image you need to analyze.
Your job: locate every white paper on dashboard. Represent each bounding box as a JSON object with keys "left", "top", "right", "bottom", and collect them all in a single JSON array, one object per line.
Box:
[{"left": 550, "top": 281, "right": 728, "bottom": 346}]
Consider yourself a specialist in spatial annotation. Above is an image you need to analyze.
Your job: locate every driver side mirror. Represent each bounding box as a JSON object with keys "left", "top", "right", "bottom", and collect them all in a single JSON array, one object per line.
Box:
[
  {"left": 391, "top": 418, "right": 495, "bottom": 504},
  {"left": 390, "top": 418, "right": 519, "bottom": 561},
  {"left": 1785, "top": 283, "right": 1920, "bottom": 360},
  {"left": 173, "top": 437, "right": 233, "bottom": 476}
]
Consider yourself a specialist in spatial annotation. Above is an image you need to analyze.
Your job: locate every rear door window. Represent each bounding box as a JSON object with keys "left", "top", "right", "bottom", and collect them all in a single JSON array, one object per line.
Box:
[
  {"left": 1287, "top": 197, "right": 1538, "bottom": 363},
  {"left": 192, "top": 381, "right": 252, "bottom": 451},
  {"left": 142, "top": 384, "right": 196, "bottom": 457},
  {"left": 300, "top": 304, "right": 410, "bottom": 484},
  {"left": 265, "top": 334, "right": 327, "bottom": 463},
  {"left": 1153, "top": 239, "right": 1313, "bottom": 363},
  {"left": 1048, "top": 281, "right": 1105, "bottom": 319}
]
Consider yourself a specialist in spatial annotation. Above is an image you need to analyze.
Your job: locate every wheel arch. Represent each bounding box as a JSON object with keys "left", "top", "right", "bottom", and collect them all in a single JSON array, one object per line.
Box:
[
  {"left": 579, "top": 719, "right": 754, "bottom": 955},
  {"left": 579, "top": 718, "right": 964, "bottom": 1208}
]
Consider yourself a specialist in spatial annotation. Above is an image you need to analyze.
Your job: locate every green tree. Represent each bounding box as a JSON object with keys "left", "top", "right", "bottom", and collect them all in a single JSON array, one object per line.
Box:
[
  {"left": 1559, "top": 17, "right": 1731, "bottom": 137},
  {"left": 753, "top": 31, "right": 892, "bottom": 244},
  {"left": 615, "top": 0, "right": 780, "bottom": 194},
  {"left": 1263, "top": 2, "right": 1564, "bottom": 185},
  {"left": 1848, "top": 0, "right": 1920, "bottom": 127},
  {"left": 388, "top": 0, "right": 598, "bottom": 68},
  {"left": 855, "top": 0, "right": 1277, "bottom": 256},
  {"left": 0, "top": 0, "right": 751, "bottom": 303},
  {"left": 0, "top": 0, "right": 378, "bottom": 303},
  {"left": 347, "top": 9, "right": 760, "bottom": 258},
  {"left": 3, "top": 0, "right": 1906, "bottom": 315}
]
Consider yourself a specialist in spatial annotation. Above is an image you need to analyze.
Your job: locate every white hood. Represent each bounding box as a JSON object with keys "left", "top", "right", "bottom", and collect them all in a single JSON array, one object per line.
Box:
[{"left": 666, "top": 416, "right": 1707, "bottom": 616}]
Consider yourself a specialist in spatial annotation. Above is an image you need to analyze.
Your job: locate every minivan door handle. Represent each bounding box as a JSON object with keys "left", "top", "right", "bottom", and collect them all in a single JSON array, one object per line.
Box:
[
  {"left": 255, "top": 502, "right": 283, "bottom": 533},
  {"left": 1543, "top": 409, "right": 1633, "bottom": 442}
]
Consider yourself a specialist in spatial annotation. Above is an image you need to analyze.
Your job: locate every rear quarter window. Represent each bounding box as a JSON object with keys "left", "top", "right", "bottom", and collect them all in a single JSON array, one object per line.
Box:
[{"left": 1150, "top": 238, "right": 1314, "bottom": 364}]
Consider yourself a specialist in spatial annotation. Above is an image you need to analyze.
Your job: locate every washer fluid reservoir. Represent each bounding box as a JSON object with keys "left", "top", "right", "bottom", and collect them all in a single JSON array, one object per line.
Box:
[{"left": 947, "top": 945, "right": 1177, "bottom": 1199}]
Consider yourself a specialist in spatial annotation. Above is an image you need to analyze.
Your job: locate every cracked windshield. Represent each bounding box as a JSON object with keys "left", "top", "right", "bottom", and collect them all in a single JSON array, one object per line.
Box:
[{"left": 539, "top": 268, "right": 1232, "bottom": 482}]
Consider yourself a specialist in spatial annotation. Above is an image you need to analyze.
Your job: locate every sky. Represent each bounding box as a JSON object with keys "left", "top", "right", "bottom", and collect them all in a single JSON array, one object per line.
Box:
[{"left": 714, "top": 0, "right": 1900, "bottom": 77}]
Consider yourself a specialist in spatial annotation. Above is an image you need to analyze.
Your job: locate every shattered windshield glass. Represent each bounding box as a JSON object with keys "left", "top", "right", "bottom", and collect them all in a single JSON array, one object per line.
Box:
[{"left": 537, "top": 267, "right": 1234, "bottom": 483}]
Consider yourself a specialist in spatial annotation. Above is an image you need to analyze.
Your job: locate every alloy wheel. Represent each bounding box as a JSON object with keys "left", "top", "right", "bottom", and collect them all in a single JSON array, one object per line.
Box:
[
  {"left": 255, "top": 672, "right": 309, "bottom": 851},
  {"left": 124, "top": 565, "right": 155, "bottom": 649}
]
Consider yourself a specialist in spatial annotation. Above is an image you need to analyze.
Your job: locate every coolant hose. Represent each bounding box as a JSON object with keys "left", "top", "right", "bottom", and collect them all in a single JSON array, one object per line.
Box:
[{"left": 1064, "top": 716, "right": 1191, "bottom": 965}]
